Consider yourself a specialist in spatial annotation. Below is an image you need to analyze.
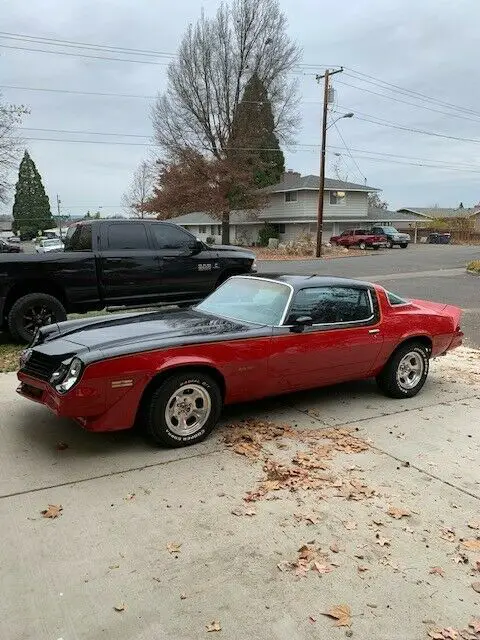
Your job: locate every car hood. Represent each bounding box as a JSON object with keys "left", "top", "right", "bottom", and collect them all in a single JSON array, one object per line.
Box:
[
  {"left": 214, "top": 244, "right": 255, "bottom": 255},
  {"left": 33, "top": 308, "right": 259, "bottom": 361}
]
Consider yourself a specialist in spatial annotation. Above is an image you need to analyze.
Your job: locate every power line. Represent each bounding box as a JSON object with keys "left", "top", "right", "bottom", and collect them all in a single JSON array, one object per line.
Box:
[
  {"left": 21, "top": 126, "right": 153, "bottom": 138},
  {"left": 343, "top": 67, "right": 480, "bottom": 119},
  {"left": 0, "top": 84, "right": 157, "bottom": 99},
  {"left": 336, "top": 79, "right": 480, "bottom": 124},
  {"left": 331, "top": 120, "right": 367, "bottom": 183}
]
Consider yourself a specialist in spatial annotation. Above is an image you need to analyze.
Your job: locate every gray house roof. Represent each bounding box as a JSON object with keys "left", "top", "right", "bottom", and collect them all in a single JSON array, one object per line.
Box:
[
  {"left": 368, "top": 208, "right": 427, "bottom": 222},
  {"left": 398, "top": 207, "right": 480, "bottom": 220},
  {"left": 258, "top": 174, "right": 379, "bottom": 194}
]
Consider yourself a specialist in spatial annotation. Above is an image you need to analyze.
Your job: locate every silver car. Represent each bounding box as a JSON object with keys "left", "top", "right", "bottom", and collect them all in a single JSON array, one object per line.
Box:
[{"left": 35, "top": 238, "right": 65, "bottom": 253}]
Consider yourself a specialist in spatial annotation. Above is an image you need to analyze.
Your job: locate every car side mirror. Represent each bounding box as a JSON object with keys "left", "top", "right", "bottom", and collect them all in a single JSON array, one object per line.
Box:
[
  {"left": 290, "top": 316, "right": 313, "bottom": 333},
  {"left": 188, "top": 240, "right": 204, "bottom": 255}
]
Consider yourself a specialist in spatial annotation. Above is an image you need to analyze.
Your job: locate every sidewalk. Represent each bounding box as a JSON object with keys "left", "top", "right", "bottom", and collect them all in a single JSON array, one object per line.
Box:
[{"left": 0, "top": 348, "right": 479, "bottom": 639}]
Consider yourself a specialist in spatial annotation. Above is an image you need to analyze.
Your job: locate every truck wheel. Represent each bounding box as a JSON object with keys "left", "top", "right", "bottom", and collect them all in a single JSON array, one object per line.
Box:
[
  {"left": 358, "top": 242, "right": 366, "bottom": 250},
  {"left": 400, "top": 243, "right": 408, "bottom": 249},
  {"left": 376, "top": 342, "right": 429, "bottom": 399},
  {"left": 387, "top": 240, "right": 394, "bottom": 249},
  {"left": 8, "top": 293, "right": 67, "bottom": 343},
  {"left": 145, "top": 371, "right": 222, "bottom": 447}
]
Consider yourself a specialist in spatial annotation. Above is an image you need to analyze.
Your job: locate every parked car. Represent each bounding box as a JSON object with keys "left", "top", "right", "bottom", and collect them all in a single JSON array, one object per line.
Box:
[
  {"left": 35, "top": 238, "right": 65, "bottom": 253},
  {"left": 0, "top": 238, "right": 22, "bottom": 253},
  {"left": 7, "top": 236, "right": 21, "bottom": 244},
  {"left": 0, "top": 219, "right": 256, "bottom": 342},
  {"left": 17, "top": 274, "right": 463, "bottom": 448},
  {"left": 370, "top": 226, "right": 411, "bottom": 249},
  {"left": 426, "top": 232, "right": 451, "bottom": 245},
  {"left": 330, "top": 229, "right": 387, "bottom": 250}
]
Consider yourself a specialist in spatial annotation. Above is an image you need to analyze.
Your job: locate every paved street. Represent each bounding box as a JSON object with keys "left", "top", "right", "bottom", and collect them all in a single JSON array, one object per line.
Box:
[
  {"left": 258, "top": 244, "right": 480, "bottom": 347},
  {"left": 0, "top": 349, "right": 479, "bottom": 639}
]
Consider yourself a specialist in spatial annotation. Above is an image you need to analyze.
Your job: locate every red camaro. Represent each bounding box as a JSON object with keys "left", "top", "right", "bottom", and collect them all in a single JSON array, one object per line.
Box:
[{"left": 17, "top": 275, "right": 463, "bottom": 447}]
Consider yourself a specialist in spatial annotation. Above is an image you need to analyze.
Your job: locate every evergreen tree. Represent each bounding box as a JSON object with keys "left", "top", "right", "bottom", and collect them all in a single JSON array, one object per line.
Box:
[
  {"left": 12, "top": 150, "right": 54, "bottom": 238},
  {"left": 229, "top": 73, "right": 285, "bottom": 188}
]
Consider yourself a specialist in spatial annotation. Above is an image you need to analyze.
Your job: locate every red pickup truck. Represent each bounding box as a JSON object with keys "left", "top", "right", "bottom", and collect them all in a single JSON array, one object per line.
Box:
[{"left": 330, "top": 228, "right": 387, "bottom": 250}]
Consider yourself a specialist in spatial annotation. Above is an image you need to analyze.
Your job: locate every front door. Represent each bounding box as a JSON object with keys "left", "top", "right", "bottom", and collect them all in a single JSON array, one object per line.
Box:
[
  {"left": 99, "top": 221, "right": 161, "bottom": 306},
  {"left": 268, "top": 285, "right": 384, "bottom": 392}
]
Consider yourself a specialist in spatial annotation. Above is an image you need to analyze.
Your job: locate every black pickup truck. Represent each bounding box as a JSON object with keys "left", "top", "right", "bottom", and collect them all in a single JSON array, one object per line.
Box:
[{"left": 0, "top": 219, "right": 256, "bottom": 342}]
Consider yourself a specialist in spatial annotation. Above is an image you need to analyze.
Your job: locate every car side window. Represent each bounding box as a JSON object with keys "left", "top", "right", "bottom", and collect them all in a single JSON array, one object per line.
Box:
[
  {"left": 286, "top": 286, "right": 373, "bottom": 325},
  {"left": 150, "top": 224, "right": 196, "bottom": 250},
  {"left": 107, "top": 223, "right": 148, "bottom": 250},
  {"left": 65, "top": 225, "right": 92, "bottom": 251},
  {"left": 387, "top": 291, "right": 408, "bottom": 305}
]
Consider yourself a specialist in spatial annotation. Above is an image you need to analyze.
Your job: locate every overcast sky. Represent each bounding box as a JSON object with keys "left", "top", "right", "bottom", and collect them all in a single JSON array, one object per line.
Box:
[{"left": 1, "top": 0, "right": 480, "bottom": 216}]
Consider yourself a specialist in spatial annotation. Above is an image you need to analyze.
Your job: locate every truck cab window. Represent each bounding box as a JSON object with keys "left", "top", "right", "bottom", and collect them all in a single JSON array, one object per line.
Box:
[
  {"left": 64, "top": 225, "right": 92, "bottom": 251},
  {"left": 151, "top": 224, "right": 196, "bottom": 250},
  {"left": 107, "top": 223, "right": 148, "bottom": 250}
]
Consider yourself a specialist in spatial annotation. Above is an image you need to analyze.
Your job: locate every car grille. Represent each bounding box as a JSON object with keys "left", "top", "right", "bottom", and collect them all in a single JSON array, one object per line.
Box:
[{"left": 22, "top": 351, "right": 61, "bottom": 382}]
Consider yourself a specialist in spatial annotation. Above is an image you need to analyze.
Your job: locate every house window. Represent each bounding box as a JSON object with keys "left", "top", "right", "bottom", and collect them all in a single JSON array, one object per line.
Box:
[
  {"left": 199, "top": 225, "right": 208, "bottom": 233},
  {"left": 210, "top": 225, "right": 221, "bottom": 235},
  {"left": 285, "top": 191, "right": 298, "bottom": 203},
  {"left": 330, "top": 190, "right": 346, "bottom": 205},
  {"left": 277, "top": 224, "right": 286, "bottom": 234}
]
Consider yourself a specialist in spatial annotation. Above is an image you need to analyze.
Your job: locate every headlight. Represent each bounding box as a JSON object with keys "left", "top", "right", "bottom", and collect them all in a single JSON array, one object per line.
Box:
[
  {"left": 251, "top": 259, "right": 257, "bottom": 272},
  {"left": 52, "top": 357, "right": 83, "bottom": 393}
]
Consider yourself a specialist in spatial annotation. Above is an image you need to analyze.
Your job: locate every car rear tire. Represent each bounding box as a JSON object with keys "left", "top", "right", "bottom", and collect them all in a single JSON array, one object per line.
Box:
[
  {"left": 376, "top": 342, "right": 429, "bottom": 399},
  {"left": 373, "top": 245, "right": 380, "bottom": 250},
  {"left": 7, "top": 293, "right": 67, "bottom": 343},
  {"left": 387, "top": 240, "right": 394, "bottom": 249},
  {"left": 145, "top": 371, "right": 222, "bottom": 447},
  {"left": 400, "top": 243, "right": 408, "bottom": 249},
  {"left": 358, "top": 242, "right": 366, "bottom": 250}
]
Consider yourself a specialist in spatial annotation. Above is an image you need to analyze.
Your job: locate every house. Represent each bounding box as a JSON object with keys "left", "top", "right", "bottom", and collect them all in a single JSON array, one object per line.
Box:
[
  {"left": 397, "top": 207, "right": 480, "bottom": 233},
  {"left": 167, "top": 171, "right": 423, "bottom": 245}
]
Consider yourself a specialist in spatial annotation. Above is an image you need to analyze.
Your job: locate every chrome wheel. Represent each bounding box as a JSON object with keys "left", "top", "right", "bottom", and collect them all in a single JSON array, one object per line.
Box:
[
  {"left": 396, "top": 351, "right": 424, "bottom": 390},
  {"left": 165, "top": 383, "right": 211, "bottom": 436}
]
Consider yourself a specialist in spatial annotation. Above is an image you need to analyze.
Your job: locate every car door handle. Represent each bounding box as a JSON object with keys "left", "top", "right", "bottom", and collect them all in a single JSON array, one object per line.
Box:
[{"left": 368, "top": 329, "right": 380, "bottom": 334}]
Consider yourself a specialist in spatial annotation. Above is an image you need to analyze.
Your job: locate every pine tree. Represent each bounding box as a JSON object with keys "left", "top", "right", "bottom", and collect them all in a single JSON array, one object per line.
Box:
[
  {"left": 12, "top": 150, "right": 54, "bottom": 239},
  {"left": 229, "top": 73, "right": 285, "bottom": 188}
]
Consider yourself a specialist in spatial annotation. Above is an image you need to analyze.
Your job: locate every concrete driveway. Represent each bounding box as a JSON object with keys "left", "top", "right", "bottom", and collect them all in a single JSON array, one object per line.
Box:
[{"left": 1, "top": 348, "right": 480, "bottom": 639}]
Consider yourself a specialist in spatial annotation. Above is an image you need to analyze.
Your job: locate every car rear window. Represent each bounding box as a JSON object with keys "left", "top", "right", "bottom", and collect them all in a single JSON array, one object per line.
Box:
[{"left": 387, "top": 291, "right": 408, "bottom": 305}]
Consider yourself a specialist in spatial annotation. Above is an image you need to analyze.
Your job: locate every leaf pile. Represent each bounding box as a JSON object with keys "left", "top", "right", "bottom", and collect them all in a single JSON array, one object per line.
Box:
[
  {"left": 277, "top": 543, "right": 336, "bottom": 578},
  {"left": 223, "top": 421, "right": 295, "bottom": 459},
  {"left": 428, "top": 618, "right": 480, "bottom": 639}
]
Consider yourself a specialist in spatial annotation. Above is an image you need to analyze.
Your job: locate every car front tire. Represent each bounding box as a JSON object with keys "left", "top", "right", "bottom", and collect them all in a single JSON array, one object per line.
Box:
[
  {"left": 8, "top": 293, "right": 67, "bottom": 343},
  {"left": 376, "top": 342, "right": 429, "bottom": 399},
  {"left": 400, "top": 243, "right": 408, "bottom": 249},
  {"left": 146, "top": 371, "right": 222, "bottom": 447},
  {"left": 387, "top": 240, "right": 394, "bottom": 249}
]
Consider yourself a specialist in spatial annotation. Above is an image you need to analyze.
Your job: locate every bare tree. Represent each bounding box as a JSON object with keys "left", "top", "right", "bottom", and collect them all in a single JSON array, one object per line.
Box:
[
  {"left": 368, "top": 192, "right": 389, "bottom": 211},
  {"left": 151, "top": 0, "right": 301, "bottom": 242},
  {"left": 122, "top": 161, "right": 155, "bottom": 218},
  {"left": 1, "top": 95, "right": 29, "bottom": 204}
]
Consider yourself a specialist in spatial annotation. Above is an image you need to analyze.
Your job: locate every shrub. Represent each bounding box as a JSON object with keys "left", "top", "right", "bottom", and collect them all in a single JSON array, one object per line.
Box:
[
  {"left": 258, "top": 223, "right": 279, "bottom": 247},
  {"left": 467, "top": 260, "right": 480, "bottom": 273},
  {"left": 205, "top": 236, "right": 215, "bottom": 244}
]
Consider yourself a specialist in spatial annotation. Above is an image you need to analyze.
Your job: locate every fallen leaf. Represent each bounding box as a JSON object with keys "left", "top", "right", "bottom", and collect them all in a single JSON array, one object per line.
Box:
[
  {"left": 244, "top": 508, "right": 256, "bottom": 517},
  {"left": 206, "top": 620, "right": 221, "bottom": 632},
  {"left": 56, "top": 442, "right": 69, "bottom": 450},
  {"left": 469, "top": 619, "right": 480, "bottom": 633},
  {"left": 313, "top": 562, "right": 334, "bottom": 574},
  {"left": 109, "top": 564, "right": 120, "bottom": 570},
  {"left": 166, "top": 542, "right": 182, "bottom": 554},
  {"left": 322, "top": 604, "right": 351, "bottom": 627},
  {"left": 376, "top": 536, "right": 391, "bottom": 547},
  {"left": 468, "top": 521, "right": 480, "bottom": 530},
  {"left": 124, "top": 493, "right": 135, "bottom": 501},
  {"left": 294, "top": 512, "right": 318, "bottom": 525},
  {"left": 387, "top": 506, "right": 411, "bottom": 519},
  {"left": 372, "top": 519, "right": 384, "bottom": 526},
  {"left": 230, "top": 507, "right": 243, "bottom": 516},
  {"left": 440, "top": 528, "right": 456, "bottom": 542},
  {"left": 453, "top": 554, "right": 469, "bottom": 565},
  {"left": 476, "top": 560, "right": 480, "bottom": 572},
  {"left": 41, "top": 504, "right": 63, "bottom": 519},
  {"left": 471, "top": 581, "right": 480, "bottom": 593},
  {"left": 429, "top": 566, "right": 445, "bottom": 577},
  {"left": 343, "top": 520, "right": 357, "bottom": 530},
  {"left": 309, "top": 615, "right": 317, "bottom": 623},
  {"left": 329, "top": 542, "right": 340, "bottom": 553},
  {"left": 277, "top": 560, "right": 292, "bottom": 572},
  {"left": 427, "top": 631, "right": 445, "bottom": 639},
  {"left": 462, "top": 539, "right": 480, "bottom": 551},
  {"left": 114, "top": 603, "right": 125, "bottom": 612},
  {"left": 357, "top": 565, "right": 369, "bottom": 572},
  {"left": 180, "top": 593, "right": 187, "bottom": 600},
  {"left": 403, "top": 525, "right": 414, "bottom": 534}
]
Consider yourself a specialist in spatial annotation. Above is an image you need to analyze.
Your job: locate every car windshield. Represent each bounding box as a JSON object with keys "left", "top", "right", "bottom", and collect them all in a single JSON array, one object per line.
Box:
[
  {"left": 380, "top": 227, "right": 399, "bottom": 234},
  {"left": 43, "top": 239, "right": 60, "bottom": 246},
  {"left": 196, "top": 277, "right": 291, "bottom": 325}
]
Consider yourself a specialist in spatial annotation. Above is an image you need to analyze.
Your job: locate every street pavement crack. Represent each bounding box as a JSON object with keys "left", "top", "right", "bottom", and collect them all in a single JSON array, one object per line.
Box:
[
  {"left": 286, "top": 395, "right": 480, "bottom": 503},
  {"left": 0, "top": 446, "right": 223, "bottom": 501}
]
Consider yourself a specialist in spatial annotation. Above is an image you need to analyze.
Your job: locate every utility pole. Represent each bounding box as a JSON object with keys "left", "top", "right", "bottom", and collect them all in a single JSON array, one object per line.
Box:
[
  {"left": 56, "top": 194, "right": 62, "bottom": 239},
  {"left": 315, "top": 67, "right": 343, "bottom": 258}
]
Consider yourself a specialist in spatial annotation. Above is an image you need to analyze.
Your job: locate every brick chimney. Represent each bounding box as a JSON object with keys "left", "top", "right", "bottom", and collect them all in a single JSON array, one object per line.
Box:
[{"left": 281, "top": 170, "right": 301, "bottom": 185}]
